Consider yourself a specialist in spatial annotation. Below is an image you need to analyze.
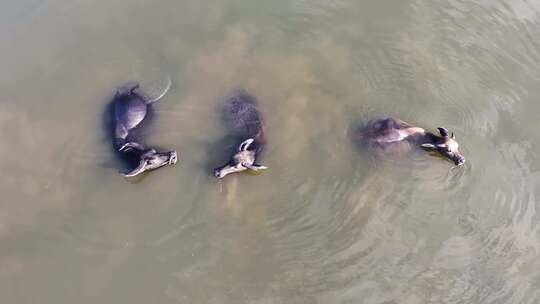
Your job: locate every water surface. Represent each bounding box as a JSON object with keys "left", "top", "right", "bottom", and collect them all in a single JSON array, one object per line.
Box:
[{"left": 1, "top": 0, "right": 540, "bottom": 303}]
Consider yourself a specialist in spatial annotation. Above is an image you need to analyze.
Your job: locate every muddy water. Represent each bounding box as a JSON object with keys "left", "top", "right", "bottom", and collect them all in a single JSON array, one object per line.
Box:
[{"left": 1, "top": 0, "right": 540, "bottom": 303}]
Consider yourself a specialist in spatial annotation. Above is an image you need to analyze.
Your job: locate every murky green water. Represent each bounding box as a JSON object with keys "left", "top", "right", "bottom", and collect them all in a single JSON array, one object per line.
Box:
[{"left": 1, "top": 0, "right": 540, "bottom": 303}]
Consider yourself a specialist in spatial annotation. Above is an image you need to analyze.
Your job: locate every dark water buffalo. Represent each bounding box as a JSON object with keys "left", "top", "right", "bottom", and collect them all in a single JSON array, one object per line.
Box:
[
  {"left": 214, "top": 90, "right": 268, "bottom": 179},
  {"left": 354, "top": 117, "right": 465, "bottom": 166},
  {"left": 109, "top": 83, "right": 177, "bottom": 177}
]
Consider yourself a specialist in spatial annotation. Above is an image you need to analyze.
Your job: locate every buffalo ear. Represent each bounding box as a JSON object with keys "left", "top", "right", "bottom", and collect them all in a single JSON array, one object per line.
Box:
[
  {"left": 437, "top": 127, "right": 449, "bottom": 137},
  {"left": 451, "top": 132, "right": 455, "bottom": 139},
  {"left": 421, "top": 143, "right": 436, "bottom": 149}
]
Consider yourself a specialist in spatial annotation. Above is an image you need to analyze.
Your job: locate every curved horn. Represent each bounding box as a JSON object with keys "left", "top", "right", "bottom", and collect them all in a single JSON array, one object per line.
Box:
[
  {"left": 437, "top": 127, "right": 449, "bottom": 137},
  {"left": 119, "top": 142, "right": 145, "bottom": 153},
  {"left": 123, "top": 159, "right": 147, "bottom": 178},
  {"left": 243, "top": 163, "right": 268, "bottom": 171},
  {"left": 238, "top": 138, "right": 255, "bottom": 151}
]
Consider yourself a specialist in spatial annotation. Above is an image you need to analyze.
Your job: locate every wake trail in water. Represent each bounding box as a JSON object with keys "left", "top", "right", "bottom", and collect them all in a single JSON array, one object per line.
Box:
[{"left": 147, "top": 76, "right": 172, "bottom": 104}]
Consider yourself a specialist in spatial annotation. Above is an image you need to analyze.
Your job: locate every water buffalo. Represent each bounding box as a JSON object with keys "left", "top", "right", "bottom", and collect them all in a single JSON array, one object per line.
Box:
[
  {"left": 109, "top": 83, "right": 177, "bottom": 177},
  {"left": 214, "top": 90, "right": 268, "bottom": 179},
  {"left": 354, "top": 117, "right": 465, "bottom": 166}
]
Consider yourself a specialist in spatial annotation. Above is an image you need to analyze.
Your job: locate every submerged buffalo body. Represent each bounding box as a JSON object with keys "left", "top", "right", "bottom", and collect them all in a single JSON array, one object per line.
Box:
[
  {"left": 110, "top": 84, "right": 177, "bottom": 177},
  {"left": 355, "top": 117, "right": 465, "bottom": 166},
  {"left": 214, "top": 90, "right": 268, "bottom": 179}
]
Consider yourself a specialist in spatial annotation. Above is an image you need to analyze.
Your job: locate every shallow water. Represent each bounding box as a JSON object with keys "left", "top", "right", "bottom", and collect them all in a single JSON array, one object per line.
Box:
[{"left": 1, "top": 0, "right": 540, "bottom": 303}]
